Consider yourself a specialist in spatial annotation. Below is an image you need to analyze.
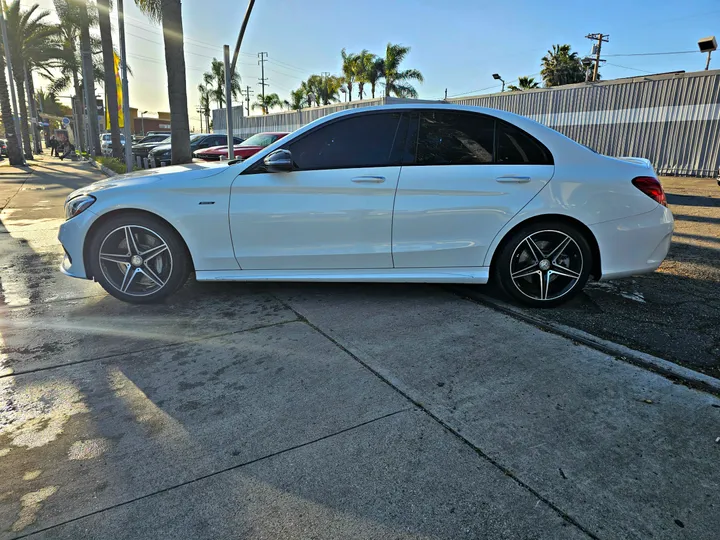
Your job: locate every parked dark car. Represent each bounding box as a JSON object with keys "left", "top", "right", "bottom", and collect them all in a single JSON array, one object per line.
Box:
[
  {"left": 131, "top": 136, "right": 170, "bottom": 163},
  {"left": 148, "top": 133, "right": 243, "bottom": 167},
  {"left": 0, "top": 139, "right": 7, "bottom": 157}
]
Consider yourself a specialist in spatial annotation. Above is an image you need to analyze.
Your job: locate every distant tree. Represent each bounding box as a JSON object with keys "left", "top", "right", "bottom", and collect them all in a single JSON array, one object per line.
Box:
[
  {"left": 287, "top": 88, "right": 306, "bottom": 111},
  {"left": 380, "top": 43, "right": 424, "bottom": 98},
  {"left": 507, "top": 76, "right": 540, "bottom": 91},
  {"left": 354, "top": 49, "right": 376, "bottom": 100},
  {"left": 252, "top": 93, "right": 282, "bottom": 115},
  {"left": 202, "top": 57, "right": 241, "bottom": 109},
  {"left": 197, "top": 83, "right": 211, "bottom": 131},
  {"left": 36, "top": 89, "right": 72, "bottom": 116},
  {"left": 340, "top": 48, "right": 357, "bottom": 102},
  {"left": 366, "top": 57, "right": 384, "bottom": 99},
  {"left": 540, "top": 44, "right": 587, "bottom": 87}
]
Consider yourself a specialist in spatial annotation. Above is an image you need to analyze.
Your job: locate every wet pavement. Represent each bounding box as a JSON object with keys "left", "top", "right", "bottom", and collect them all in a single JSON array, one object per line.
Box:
[{"left": 1, "top": 157, "right": 719, "bottom": 539}]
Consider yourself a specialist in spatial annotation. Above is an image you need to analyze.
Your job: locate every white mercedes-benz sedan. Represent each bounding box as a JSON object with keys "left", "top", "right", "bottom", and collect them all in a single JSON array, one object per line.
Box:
[{"left": 58, "top": 104, "right": 673, "bottom": 306}]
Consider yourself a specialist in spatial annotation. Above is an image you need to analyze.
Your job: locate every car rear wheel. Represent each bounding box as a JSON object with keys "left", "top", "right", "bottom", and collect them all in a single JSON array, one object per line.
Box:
[
  {"left": 494, "top": 222, "right": 592, "bottom": 308},
  {"left": 88, "top": 213, "right": 190, "bottom": 304}
]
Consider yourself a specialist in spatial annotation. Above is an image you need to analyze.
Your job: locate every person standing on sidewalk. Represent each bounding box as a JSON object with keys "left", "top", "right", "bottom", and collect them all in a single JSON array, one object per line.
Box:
[{"left": 49, "top": 135, "right": 58, "bottom": 157}]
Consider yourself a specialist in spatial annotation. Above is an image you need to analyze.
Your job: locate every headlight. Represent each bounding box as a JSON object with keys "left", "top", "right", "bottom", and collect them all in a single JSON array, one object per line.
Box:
[{"left": 65, "top": 195, "right": 96, "bottom": 220}]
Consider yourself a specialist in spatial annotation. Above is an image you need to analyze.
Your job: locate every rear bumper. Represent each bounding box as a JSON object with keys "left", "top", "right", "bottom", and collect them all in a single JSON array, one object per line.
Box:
[{"left": 590, "top": 204, "right": 674, "bottom": 280}]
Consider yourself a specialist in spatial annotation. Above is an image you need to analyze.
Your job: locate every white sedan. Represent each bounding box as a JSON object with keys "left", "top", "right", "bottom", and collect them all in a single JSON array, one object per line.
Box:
[{"left": 59, "top": 104, "right": 673, "bottom": 306}]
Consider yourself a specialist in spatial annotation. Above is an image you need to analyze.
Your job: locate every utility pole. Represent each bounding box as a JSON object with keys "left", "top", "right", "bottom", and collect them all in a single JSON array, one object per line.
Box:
[
  {"left": 585, "top": 33, "right": 609, "bottom": 82},
  {"left": 196, "top": 106, "right": 204, "bottom": 132},
  {"left": 244, "top": 86, "right": 253, "bottom": 116},
  {"left": 258, "top": 52, "right": 268, "bottom": 107},
  {"left": 444, "top": 88, "right": 448, "bottom": 100}
]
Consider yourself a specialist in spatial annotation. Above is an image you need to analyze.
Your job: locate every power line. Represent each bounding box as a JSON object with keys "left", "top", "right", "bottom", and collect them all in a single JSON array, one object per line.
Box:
[
  {"left": 605, "top": 50, "right": 699, "bottom": 57},
  {"left": 605, "top": 62, "right": 654, "bottom": 74}
]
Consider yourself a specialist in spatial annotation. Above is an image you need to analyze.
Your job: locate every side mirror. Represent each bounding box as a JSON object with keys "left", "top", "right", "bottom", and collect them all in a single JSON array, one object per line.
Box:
[{"left": 263, "top": 149, "right": 293, "bottom": 173}]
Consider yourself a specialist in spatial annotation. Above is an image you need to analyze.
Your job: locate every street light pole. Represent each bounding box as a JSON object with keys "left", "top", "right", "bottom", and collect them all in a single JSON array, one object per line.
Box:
[{"left": 140, "top": 111, "right": 147, "bottom": 135}]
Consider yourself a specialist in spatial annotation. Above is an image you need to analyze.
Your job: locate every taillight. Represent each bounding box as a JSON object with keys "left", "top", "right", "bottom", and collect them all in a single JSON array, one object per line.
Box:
[{"left": 632, "top": 176, "right": 667, "bottom": 207}]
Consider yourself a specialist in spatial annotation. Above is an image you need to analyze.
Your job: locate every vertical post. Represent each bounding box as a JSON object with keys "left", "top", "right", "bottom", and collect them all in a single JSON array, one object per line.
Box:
[
  {"left": 224, "top": 45, "right": 234, "bottom": 160},
  {"left": 593, "top": 34, "right": 603, "bottom": 82},
  {"left": 258, "top": 52, "right": 268, "bottom": 112},
  {"left": 117, "top": 0, "right": 133, "bottom": 172},
  {"left": 80, "top": 51, "right": 95, "bottom": 157},
  {"left": 706, "top": 50, "right": 712, "bottom": 71},
  {"left": 0, "top": 2, "right": 25, "bottom": 165}
]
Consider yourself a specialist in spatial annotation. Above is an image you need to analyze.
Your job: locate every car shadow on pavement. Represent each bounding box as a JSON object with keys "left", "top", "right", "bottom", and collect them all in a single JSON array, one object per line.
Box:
[{"left": 666, "top": 192, "right": 720, "bottom": 208}]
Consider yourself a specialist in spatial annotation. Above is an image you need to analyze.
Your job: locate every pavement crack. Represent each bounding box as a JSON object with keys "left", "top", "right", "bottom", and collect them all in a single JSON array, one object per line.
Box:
[
  {"left": 270, "top": 294, "right": 602, "bottom": 540},
  {"left": 1, "top": 318, "right": 300, "bottom": 379},
  {"left": 9, "top": 408, "right": 411, "bottom": 540}
]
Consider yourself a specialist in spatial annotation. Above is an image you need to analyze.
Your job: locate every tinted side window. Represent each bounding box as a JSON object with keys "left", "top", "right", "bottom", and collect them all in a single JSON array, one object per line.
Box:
[
  {"left": 288, "top": 113, "right": 404, "bottom": 170},
  {"left": 496, "top": 121, "right": 553, "bottom": 165},
  {"left": 416, "top": 111, "right": 494, "bottom": 165}
]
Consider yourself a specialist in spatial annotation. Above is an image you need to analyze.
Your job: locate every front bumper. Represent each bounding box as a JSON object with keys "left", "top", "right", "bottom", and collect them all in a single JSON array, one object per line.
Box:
[
  {"left": 590, "top": 204, "right": 674, "bottom": 281},
  {"left": 58, "top": 209, "right": 98, "bottom": 280}
]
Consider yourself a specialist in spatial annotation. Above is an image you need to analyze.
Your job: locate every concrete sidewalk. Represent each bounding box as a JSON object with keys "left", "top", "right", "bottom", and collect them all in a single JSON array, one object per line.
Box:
[{"left": 0, "top": 160, "right": 718, "bottom": 539}]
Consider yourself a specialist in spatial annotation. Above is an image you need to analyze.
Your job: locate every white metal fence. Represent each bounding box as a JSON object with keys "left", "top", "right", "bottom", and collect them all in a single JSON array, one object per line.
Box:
[{"left": 213, "top": 70, "right": 720, "bottom": 177}]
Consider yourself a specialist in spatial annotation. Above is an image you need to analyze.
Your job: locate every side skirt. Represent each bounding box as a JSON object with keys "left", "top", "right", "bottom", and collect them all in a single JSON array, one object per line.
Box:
[{"left": 195, "top": 267, "right": 490, "bottom": 284}]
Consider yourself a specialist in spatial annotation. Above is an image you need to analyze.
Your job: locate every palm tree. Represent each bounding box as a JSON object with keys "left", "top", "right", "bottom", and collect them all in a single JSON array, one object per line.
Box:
[
  {"left": 340, "top": 48, "right": 357, "bottom": 102},
  {"left": 36, "top": 89, "right": 72, "bottom": 116},
  {"left": 507, "top": 76, "right": 540, "bottom": 92},
  {"left": 135, "top": 0, "right": 191, "bottom": 164},
  {"left": 202, "top": 57, "right": 241, "bottom": 109},
  {"left": 381, "top": 43, "right": 424, "bottom": 98},
  {"left": 303, "top": 74, "right": 342, "bottom": 106},
  {"left": 354, "top": 49, "right": 376, "bottom": 100},
  {"left": 540, "top": 44, "right": 586, "bottom": 87},
  {"left": 0, "top": 41, "right": 23, "bottom": 164},
  {"left": 287, "top": 88, "right": 306, "bottom": 111},
  {"left": 366, "top": 57, "right": 384, "bottom": 99},
  {"left": 96, "top": 0, "right": 122, "bottom": 158},
  {"left": 4, "top": 1, "right": 62, "bottom": 157},
  {"left": 252, "top": 93, "right": 282, "bottom": 115}
]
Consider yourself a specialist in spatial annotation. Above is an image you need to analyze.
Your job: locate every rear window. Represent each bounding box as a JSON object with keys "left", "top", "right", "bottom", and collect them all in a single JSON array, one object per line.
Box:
[{"left": 496, "top": 121, "right": 553, "bottom": 165}]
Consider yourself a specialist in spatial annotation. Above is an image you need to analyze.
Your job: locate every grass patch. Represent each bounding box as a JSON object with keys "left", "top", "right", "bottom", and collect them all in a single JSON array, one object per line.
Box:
[{"left": 96, "top": 156, "right": 140, "bottom": 174}]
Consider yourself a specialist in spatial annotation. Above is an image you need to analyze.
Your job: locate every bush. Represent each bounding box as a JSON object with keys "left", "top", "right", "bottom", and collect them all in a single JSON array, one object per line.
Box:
[{"left": 96, "top": 156, "right": 140, "bottom": 174}]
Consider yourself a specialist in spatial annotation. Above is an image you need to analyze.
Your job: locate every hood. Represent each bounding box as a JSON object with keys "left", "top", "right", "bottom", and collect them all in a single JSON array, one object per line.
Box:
[
  {"left": 150, "top": 143, "right": 172, "bottom": 154},
  {"left": 67, "top": 162, "right": 227, "bottom": 201},
  {"left": 132, "top": 141, "right": 167, "bottom": 150}
]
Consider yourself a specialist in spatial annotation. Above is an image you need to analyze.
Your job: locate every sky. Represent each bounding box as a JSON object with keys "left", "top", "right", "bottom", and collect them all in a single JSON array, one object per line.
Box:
[{"left": 20, "top": 0, "right": 720, "bottom": 131}]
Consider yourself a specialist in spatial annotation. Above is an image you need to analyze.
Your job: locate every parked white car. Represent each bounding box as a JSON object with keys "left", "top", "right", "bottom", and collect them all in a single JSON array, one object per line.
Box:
[
  {"left": 59, "top": 104, "right": 673, "bottom": 306},
  {"left": 100, "top": 133, "right": 125, "bottom": 156}
]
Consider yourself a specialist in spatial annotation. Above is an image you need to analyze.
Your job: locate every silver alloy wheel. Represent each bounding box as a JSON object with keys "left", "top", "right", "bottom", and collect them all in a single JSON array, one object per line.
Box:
[
  {"left": 98, "top": 225, "right": 173, "bottom": 297},
  {"left": 509, "top": 230, "right": 583, "bottom": 301}
]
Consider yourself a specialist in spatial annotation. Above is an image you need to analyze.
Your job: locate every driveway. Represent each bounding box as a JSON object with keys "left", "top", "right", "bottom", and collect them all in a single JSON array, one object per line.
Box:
[{"left": 1, "top": 158, "right": 719, "bottom": 539}]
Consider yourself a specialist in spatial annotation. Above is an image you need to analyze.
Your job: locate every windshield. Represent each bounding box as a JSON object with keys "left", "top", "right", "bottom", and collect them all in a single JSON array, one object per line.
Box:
[
  {"left": 190, "top": 134, "right": 205, "bottom": 141},
  {"left": 240, "top": 133, "right": 277, "bottom": 147}
]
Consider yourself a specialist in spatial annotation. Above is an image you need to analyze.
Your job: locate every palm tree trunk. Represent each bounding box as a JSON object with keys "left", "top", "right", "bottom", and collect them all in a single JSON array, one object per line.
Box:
[
  {"left": 13, "top": 74, "right": 33, "bottom": 158},
  {"left": 78, "top": 1, "right": 100, "bottom": 157},
  {"left": 25, "top": 63, "right": 42, "bottom": 154},
  {"left": 0, "top": 46, "right": 23, "bottom": 165},
  {"left": 97, "top": 0, "right": 122, "bottom": 159},
  {"left": 72, "top": 72, "right": 85, "bottom": 153},
  {"left": 161, "top": 0, "right": 191, "bottom": 164}
]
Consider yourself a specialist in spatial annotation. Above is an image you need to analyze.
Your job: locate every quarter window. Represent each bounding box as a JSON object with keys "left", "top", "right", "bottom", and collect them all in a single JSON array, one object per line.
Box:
[
  {"left": 496, "top": 120, "right": 553, "bottom": 165},
  {"left": 288, "top": 113, "right": 404, "bottom": 170}
]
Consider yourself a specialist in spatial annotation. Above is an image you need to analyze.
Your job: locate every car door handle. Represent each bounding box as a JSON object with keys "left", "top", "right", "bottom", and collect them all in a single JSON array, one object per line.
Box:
[
  {"left": 496, "top": 175, "right": 531, "bottom": 183},
  {"left": 351, "top": 176, "right": 385, "bottom": 183}
]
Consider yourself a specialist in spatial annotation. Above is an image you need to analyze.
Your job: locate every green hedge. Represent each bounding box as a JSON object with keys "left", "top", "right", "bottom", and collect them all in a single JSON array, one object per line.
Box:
[{"left": 96, "top": 156, "right": 140, "bottom": 174}]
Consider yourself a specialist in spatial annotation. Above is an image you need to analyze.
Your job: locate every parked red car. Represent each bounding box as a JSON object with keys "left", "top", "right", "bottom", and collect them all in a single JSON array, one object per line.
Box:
[{"left": 193, "top": 132, "right": 289, "bottom": 161}]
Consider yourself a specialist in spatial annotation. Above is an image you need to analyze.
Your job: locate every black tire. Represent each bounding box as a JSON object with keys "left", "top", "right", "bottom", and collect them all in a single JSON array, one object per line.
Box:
[
  {"left": 87, "top": 212, "right": 191, "bottom": 304},
  {"left": 494, "top": 221, "right": 593, "bottom": 308}
]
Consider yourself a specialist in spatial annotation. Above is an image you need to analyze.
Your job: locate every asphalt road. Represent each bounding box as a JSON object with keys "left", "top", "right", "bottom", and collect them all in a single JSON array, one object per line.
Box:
[{"left": 0, "top": 157, "right": 719, "bottom": 539}]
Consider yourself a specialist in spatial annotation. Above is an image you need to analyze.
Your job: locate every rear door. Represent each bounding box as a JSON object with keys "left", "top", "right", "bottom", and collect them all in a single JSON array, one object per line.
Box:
[{"left": 392, "top": 110, "right": 555, "bottom": 268}]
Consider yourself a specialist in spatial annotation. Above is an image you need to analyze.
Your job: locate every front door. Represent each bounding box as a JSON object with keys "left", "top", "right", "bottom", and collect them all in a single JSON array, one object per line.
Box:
[
  {"left": 392, "top": 110, "right": 555, "bottom": 268},
  {"left": 229, "top": 111, "right": 408, "bottom": 270}
]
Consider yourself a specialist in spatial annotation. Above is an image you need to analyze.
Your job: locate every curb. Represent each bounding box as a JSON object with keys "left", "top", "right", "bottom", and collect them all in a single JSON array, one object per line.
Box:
[
  {"left": 448, "top": 285, "right": 720, "bottom": 396},
  {"left": 86, "top": 157, "right": 117, "bottom": 177}
]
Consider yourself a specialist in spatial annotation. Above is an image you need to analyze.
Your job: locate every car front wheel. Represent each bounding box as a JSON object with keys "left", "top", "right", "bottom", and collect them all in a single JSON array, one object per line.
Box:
[
  {"left": 494, "top": 222, "right": 592, "bottom": 308},
  {"left": 87, "top": 213, "right": 190, "bottom": 304}
]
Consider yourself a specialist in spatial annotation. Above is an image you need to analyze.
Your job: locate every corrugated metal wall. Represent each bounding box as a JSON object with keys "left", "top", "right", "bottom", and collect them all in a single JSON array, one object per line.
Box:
[{"left": 213, "top": 70, "right": 720, "bottom": 176}]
